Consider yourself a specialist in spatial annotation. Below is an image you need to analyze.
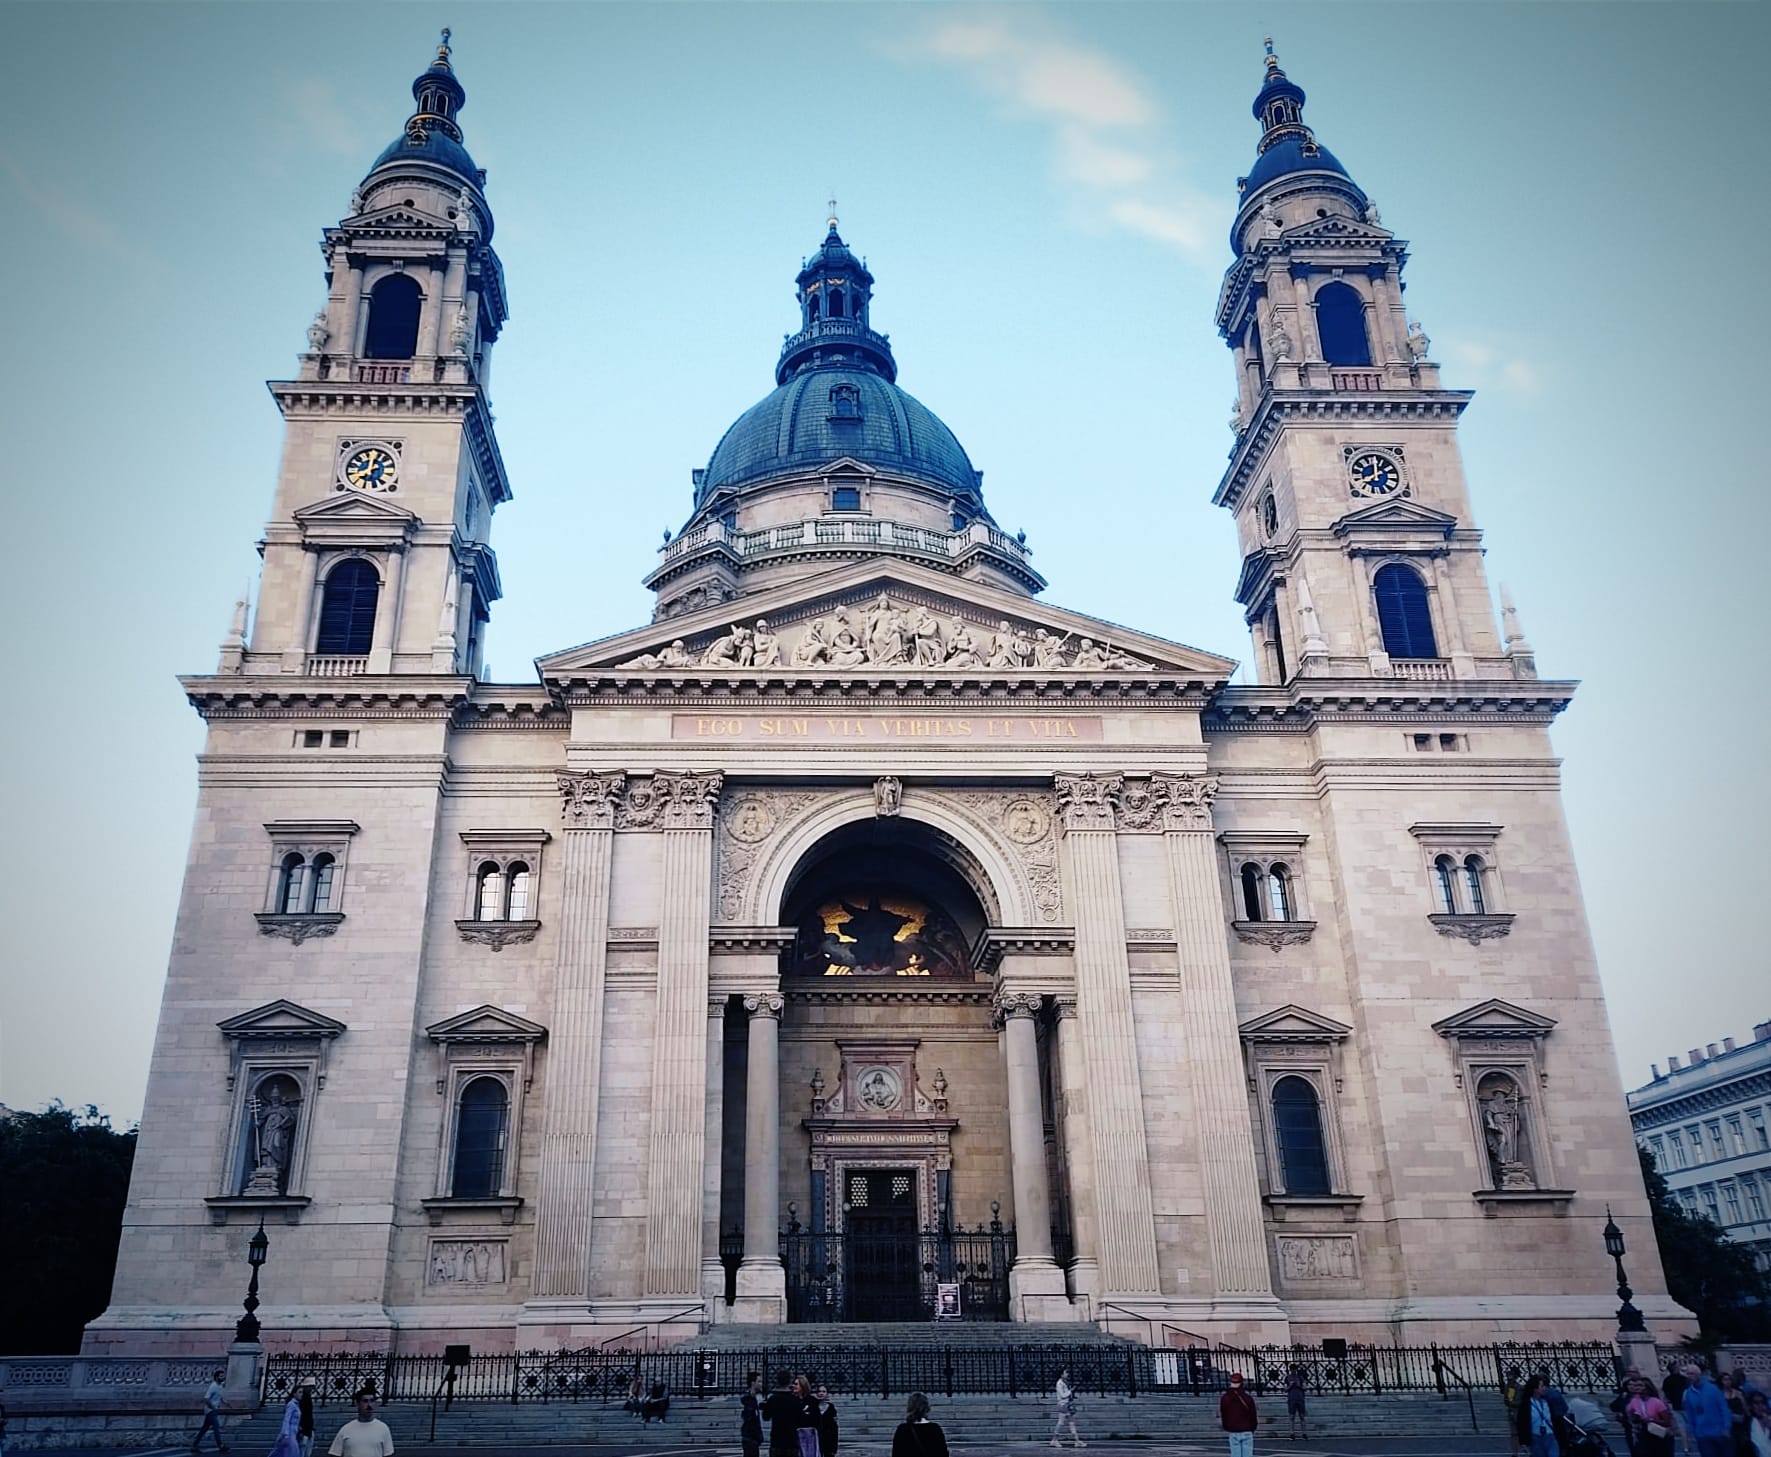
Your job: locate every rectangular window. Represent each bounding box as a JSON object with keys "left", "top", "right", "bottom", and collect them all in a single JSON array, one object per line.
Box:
[
  {"left": 1412, "top": 733, "right": 1433, "bottom": 751},
  {"left": 1701, "top": 1186, "right": 1722, "bottom": 1224},
  {"left": 1744, "top": 1176, "right": 1767, "bottom": 1222},
  {"left": 1648, "top": 1136, "right": 1666, "bottom": 1167},
  {"left": 1667, "top": 1130, "right": 1686, "bottom": 1168},
  {"left": 831, "top": 486, "right": 862, "bottom": 512},
  {"left": 1726, "top": 1116, "right": 1746, "bottom": 1155},
  {"left": 1750, "top": 1108, "right": 1768, "bottom": 1150},
  {"left": 302, "top": 730, "right": 324, "bottom": 748},
  {"left": 1722, "top": 1182, "right": 1744, "bottom": 1225},
  {"left": 1439, "top": 733, "right": 1461, "bottom": 751},
  {"left": 1687, "top": 1125, "right": 1706, "bottom": 1162},
  {"left": 1705, "top": 1120, "right": 1725, "bottom": 1158},
  {"left": 329, "top": 729, "right": 352, "bottom": 748}
]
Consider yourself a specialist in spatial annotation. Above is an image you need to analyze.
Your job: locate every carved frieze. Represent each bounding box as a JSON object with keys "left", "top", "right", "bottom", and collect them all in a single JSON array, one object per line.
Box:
[
  {"left": 1233, "top": 920, "right": 1317, "bottom": 952},
  {"left": 557, "top": 771, "right": 624, "bottom": 830},
  {"left": 959, "top": 792, "right": 1062, "bottom": 924},
  {"left": 1275, "top": 1235, "right": 1359, "bottom": 1282},
  {"left": 455, "top": 919, "right": 540, "bottom": 952},
  {"left": 1054, "top": 773, "right": 1123, "bottom": 833},
  {"left": 1154, "top": 771, "right": 1219, "bottom": 832},
  {"left": 609, "top": 770, "right": 725, "bottom": 831},
  {"left": 255, "top": 913, "right": 343, "bottom": 945},
  {"left": 1430, "top": 913, "right": 1516, "bottom": 945},
  {"left": 716, "top": 788, "right": 822, "bottom": 921},
  {"left": 426, "top": 1238, "right": 508, "bottom": 1287}
]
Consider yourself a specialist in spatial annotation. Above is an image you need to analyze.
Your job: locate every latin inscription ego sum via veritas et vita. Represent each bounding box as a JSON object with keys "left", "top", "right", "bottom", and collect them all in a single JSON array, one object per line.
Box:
[{"left": 670, "top": 713, "right": 1104, "bottom": 742}]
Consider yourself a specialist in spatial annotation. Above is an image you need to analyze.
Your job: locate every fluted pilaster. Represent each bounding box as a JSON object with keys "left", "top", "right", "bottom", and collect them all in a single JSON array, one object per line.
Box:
[
  {"left": 701, "top": 994, "right": 727, "bottom": 1300},
  {"left": 1054, "top": 773, "right": 1161, "bottom": 1296},
  {"left": 531, "top": 771, "right": 623, "bottom": 1298},
  {"left": 1154, "top": 772, "right": 1275, "bottom": 1299}
]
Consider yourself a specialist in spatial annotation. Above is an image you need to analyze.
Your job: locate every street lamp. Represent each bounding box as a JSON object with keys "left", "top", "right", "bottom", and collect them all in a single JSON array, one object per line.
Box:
[
  {"left": 235, "top": 1215, "right": 271, "bottom": 1343},
  {"left": 1602, "top": 1206, "right": 1645, "bottom": 1334}
]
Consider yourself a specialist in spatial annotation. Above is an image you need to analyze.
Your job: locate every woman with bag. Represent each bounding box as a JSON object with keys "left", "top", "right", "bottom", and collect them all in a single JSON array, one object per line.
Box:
[
  {"left": 1052, "top": 1369, "right": 1085, "bottom": 1449},
  {"left": 793, "top": 1376, "right": 821, "bottom": 1457},
  {"left": 1621, "top": 1372, "right": 1675, "bottom": 1457},
  {"left": 892, "top": 1392, "right": 950, "bottom": 1457}
]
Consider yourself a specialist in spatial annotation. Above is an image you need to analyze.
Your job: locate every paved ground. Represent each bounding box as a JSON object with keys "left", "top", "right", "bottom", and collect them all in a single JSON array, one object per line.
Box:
[{"left": 70, "top": 1438, "right": 1520, "bottom": 1457}]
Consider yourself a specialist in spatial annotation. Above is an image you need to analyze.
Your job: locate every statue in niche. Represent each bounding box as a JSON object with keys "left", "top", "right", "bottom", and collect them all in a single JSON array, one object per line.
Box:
[
  {"left": 244, "top": 1078, "right": 301, "bottom": 1195},
  {"left": 1479, "top": 1075, "right": 1535, "bottom": 1190},
  {"left": 874, "top": 775, "right": 903, "bottom": 817},
  {"left": 455, "top": 185, "right": 474, "bottom": 231},
  {"left": 1406, "top": 318, "right": 1431, "bottom": 360}
]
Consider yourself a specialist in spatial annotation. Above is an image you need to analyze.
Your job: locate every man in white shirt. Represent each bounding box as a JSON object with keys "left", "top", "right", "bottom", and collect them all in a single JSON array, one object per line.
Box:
[
  {"left": 327, "top": 1391, "right": 393, "bottom": 1457},
  {"left": 193, "top": 1369, "right": 229, "bottom": 1453}
]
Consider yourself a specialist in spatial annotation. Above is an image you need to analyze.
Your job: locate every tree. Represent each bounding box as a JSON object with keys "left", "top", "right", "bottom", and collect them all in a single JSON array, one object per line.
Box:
[
  {"left": 0, "top": 1103, "right": 137, "bottom": 1353},
  {"left": 1638, "top": 1143, "right": 1771, "bottom": 1341}
]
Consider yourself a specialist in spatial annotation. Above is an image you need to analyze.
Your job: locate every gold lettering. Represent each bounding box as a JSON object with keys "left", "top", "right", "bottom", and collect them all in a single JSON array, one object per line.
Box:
[
  {"left": 758, "top": 718, "right": 776, "bottom": 735},
  {"left": 792, "top": 719, "right": 809, "bottom": 736}
]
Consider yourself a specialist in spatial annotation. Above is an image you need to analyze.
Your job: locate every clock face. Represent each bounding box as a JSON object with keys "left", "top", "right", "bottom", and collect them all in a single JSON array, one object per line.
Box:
[
  {"left": 343, "top": 446, "right": 398, "bottom": 491},
  {"left": 1348, "top": 452, "right": 1401, "bottom": 497}
]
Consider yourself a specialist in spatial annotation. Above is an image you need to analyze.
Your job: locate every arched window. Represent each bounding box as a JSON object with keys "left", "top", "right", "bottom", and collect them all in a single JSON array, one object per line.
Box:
[
  {"left": 1240, "top": 862, "right": 1266, "bottom": 921},
  {"left": 828, "top": 287, "right": 845, "bottom": 319},
  {"left": 276, "top": 852, "right": 308, "bottom": 914},
  {"left": 1314, "top": 281, "right": 1371, "bottom": 366},
  {"left": 1434, "top": 855, "right": 1460, "bottom": 915},
  {"left": 1267, "top": 864, "right": 1293, "bottom": 922},
  {"left": 451, "top": 1076, "right": 509, "bottom": 1198},
  {"left": 1272, "top": 1076, "right": 1331, "bottom": 1196},
  {"left": 309, "top": 853, "right": 336, "bottom": 913},
  {"left": 315, "top": 559, "right": 380, "bottom": 656},
  {"left": 1372, "top": 564, "right": 1437, "bottom": 659},
  {"left": 807, "top": 292, "right": 820, "bottom": 321},
  {"left": 1463, "top": 856, "right": 1487, "bottom": 915},
  {"left": 364, "top": 273, "right": 423, "bottom": 359},
  {"left": 506, "top": 862, "right": 532, "bottom": 921},
  {"left": 475, "top": 861, "right": 505, "bottom": 922}
]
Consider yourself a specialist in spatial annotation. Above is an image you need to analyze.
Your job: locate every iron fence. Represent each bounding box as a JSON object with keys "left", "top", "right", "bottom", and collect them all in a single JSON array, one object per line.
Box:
[
  {"left": 265, "top": 1340, "right": 1618, "bottom": 1406},
  {"left": 781, "top": 1228, "right": 1016, "bottom": 1323}
]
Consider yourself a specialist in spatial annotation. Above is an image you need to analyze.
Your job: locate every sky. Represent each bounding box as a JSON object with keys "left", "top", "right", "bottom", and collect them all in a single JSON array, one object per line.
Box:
[{"left": 1, "top": 2, "right": 1767, "bottom": 1126}]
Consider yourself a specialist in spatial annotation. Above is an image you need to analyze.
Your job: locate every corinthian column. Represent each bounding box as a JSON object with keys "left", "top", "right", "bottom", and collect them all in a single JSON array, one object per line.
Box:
[
  {"left": 530, "top": 770, "right": 624, "bottom": 1299},
  {"left": 996, "top": 991, "right": 1068, "bottom": 1316},
  {"left": 1153, "top": 772, "right": 1276, "bottom": 1302},
  {"left": 643, "top": 772, "right": 723, "bottom": 1298},
  {"left": 701, "top": 994, "right": 728, "bottom": 1307},
  {"left": 1054, "top": 773, "right": 1162, "bottom": 1297},
  {"left": 1054, "top": 997, "right": 1099, "bottom": 1300}
]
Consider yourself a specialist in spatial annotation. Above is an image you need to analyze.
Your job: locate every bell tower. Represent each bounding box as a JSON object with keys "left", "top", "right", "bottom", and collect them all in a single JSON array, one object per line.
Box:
[
  {"left": 232, "top": 31, "right": 511, "bottom": 679},
  {"left": 1214, "top": 42, "right": 1533, "bottom": 687}
]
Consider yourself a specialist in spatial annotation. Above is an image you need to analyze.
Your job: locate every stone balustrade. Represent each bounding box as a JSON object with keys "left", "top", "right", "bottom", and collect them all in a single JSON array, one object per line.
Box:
[{"left": 656, "top": 515, "right": 1029, "bottom": 571}]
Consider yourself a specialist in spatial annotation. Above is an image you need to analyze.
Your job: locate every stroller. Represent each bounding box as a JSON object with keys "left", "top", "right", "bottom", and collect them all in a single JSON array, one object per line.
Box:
[{"left": 1555, "top": 1395, "right": 1619, "bottom": 1457}]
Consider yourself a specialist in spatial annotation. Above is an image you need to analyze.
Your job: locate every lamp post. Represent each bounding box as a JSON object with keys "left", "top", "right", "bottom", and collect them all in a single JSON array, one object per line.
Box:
[
  {"left": 1602, "top": 1206, "right": 1646, "bottom": 1334},
  {"left": 234, "top": 1216, "right": 271, "bottom": 1343}
]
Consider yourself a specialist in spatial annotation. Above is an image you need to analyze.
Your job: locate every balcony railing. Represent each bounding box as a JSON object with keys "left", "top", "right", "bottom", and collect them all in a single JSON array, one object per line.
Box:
[
  {"left": 1328, "top": 369, "right": 1384, "bottom": 391},
  {"left": 354, "top": 362, "right": 411, "bottom": 384},
  {"left": 657, "top": 516, "right": 1030, "bottom": 571},
  {"left": 1391, "top": 658, "right": 1453, "bottom": 681},
  {"left": 306, "top": 654, "right": 369, "bottom": 677}
]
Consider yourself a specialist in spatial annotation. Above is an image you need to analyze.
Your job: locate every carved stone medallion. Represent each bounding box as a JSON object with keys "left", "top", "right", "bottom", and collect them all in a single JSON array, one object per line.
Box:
[{"left": 726, "top": 796, "right": 776, "bottom": 844}]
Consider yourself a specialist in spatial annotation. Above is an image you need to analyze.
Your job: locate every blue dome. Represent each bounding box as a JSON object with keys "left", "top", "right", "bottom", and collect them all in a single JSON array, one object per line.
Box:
[
  {"left": 700, "top": 367, "right": 980, "bottom": 505},
  {"left": 1242, "top": 135, "right": 1354, "bottom": 197},
  {"left": 365, "top": 127, "right": 481, "bottom": 185}
]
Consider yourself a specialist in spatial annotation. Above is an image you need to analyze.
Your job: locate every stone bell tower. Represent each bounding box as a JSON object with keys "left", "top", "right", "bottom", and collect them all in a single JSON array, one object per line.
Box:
[
  {"left": 1214, "top": 41, "right": 1534, "bottom": 687},
  {"left": 229, "top": 31, "right": 511, "bottom": 680}
]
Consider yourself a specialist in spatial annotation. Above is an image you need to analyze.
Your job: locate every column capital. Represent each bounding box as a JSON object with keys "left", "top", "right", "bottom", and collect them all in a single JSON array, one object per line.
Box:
[
  {"left": 558, "top": 770, "right": 625, "bottom": 830},
  {"left": 1054, "top": 772, "right": 1124, "bottom": 833},
  {"left": 1152, "top": 771, "right": 1219, "bottom": 833},
  {"left": 708, "top": 993, "right": 730, "bottom": 1019},
  {"left": 742, "top": 993, "right": 784, "bottom": 1020},
  {"left": 1052, "top": 995, "right": 1079, "bottom": 1021},
  {"left": 991, "top": 990, "right": 1042, "bottom": 1028}
]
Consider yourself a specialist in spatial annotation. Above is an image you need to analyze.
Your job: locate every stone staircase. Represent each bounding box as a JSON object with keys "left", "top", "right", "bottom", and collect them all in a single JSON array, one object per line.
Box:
[{"left": 690, "top": 1321, "right": 1137, "bottom": 1349}]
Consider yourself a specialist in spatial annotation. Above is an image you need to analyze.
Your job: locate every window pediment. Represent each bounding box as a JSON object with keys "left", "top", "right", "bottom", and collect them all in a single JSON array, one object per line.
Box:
[
  {"left": 218, "top": 1000, "right": 346, "bottom": 1089},
  {"left": 426, "top": 1004, "right": 548, "bottom": 1045},
  {"left": 1433, "top": 998, "right": 1557, "bottom": 1042},
  {"left": 293, "top": 492, "right": 418, "bottom": 550},
  {"left": 1240, "top": 1005, "right": 1352, "bottom": 1045},
  {"left": 1332, "top": 498, "right": 1457, "bottom": 552}
]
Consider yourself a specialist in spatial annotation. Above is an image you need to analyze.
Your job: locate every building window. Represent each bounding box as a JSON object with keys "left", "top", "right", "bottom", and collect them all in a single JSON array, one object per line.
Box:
[
  {"left": 1723, "top": 1182, "right": 1744, "bottom": 1226},
  {"left": 831, "top": 485, "right": 862, "bottom": 512},
  {"left": 1726, "top": 1116, "right": 1746, "bottom": 1155},
  {"left": 1261, "top": 492, "right": 1278, "bottom": 539},
  {"left": 1701, "top": 1186, "right": 1722, "bottom": 1225},
  {"left": 1221, "top": 835, "right": 1313, "bottom": 941},
  {"left": 1240, "top": 862, "right": 1265, "bottom": 920},
  {"left": 1412, "top": 823, "right": 1510, "bottom": 931},
  {"left": 274, "top": 851, "right": 335, "bottom": 913},
  {"left": 1750, "top": 1108, "right": 1768, "bottom": 1150},
  {"left": 457, "top": 830, "right": 548, "bottom": 949},
  {"left": 829, "top": 384, "right": 861, "bottom": 421},
  {"left": 259, "top": 822, "right": 357, "bottom": 940},
  {"left": 1314, "top": 280, "right": 1372, "bottom": 367},
  {"left": 1744, "top": 1175, "right": 1767, "bottom": 1221},
  {"left": 364, "top": 273, "right": 423, "bottom": 359},
  {"left": 1688, "top": 1125, "right": 1706, "bottom": 1163},
  {"left": 1705, "top": 1120, "right": 1725, "bottom": 1159},
  {"left": 1271, "top": 1075, "right": 1332, "bottom": 1196},
  {"left": 450, "top": 1076, "right": 510, "bottom": 1199},
  {"left": 474, "top": 862, "right": 505, "bottom": 921},
  {"left": 315, "top": 558, "right": 380, "bottom": 656},
  {"left": 1648, "top": 1136, "right": 1666, "bottom": 1167},
  {"left": 1462, "top": 856, "right": 1488, "bottom": 914},
  {"left": 1434, "top": 855, "right": 1459, "bottom": 915},
  {"left": 1667, "top": 1129, "right": 1686, "bottom": 1168},
  {"left": 1373, "top": 563, "right": 1437, "bottom": 659}
]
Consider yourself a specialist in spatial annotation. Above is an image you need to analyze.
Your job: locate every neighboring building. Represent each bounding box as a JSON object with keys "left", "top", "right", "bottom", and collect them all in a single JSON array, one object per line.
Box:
[
  {"left": 1629, "top": 1022, "right": 1771, "bottom": 1273},
  {"left": 87, "top": 36, "right": 1680, "bottom": 1355}
]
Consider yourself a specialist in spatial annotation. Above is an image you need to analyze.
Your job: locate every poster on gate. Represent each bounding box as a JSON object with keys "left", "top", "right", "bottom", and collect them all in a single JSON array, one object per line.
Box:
[{"left": 935, "top": 1283, "right": 962, "bottom": 1319}]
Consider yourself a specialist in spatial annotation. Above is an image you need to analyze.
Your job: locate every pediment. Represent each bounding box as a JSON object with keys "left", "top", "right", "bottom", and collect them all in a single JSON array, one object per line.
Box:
[
  {"left": 1333, "top": 498, "right": 1457, "bottom": 537},
  {"left": 1432, "top": 999, "right": 1557, "bottom": 1041},
  {"left": 347, "top": 204, "right": 451, "bottom": 235},
  {"left": 1282, "top": 216, "right": 1393, "bottom": 245},
  {"left": 217, "top": 999, "right": 347, "bottom": 1041},
  {"left": 817, "top": 457, "right": 878, "bottom": 479},
  {"left": 538, "top": 559, "right": 1236, "bottom": 681},
  {"left": 426, "top": 1004, "right": 547, "bottom": 1044},
  {"left": 1240, "top": 1004, "right": 1353, "bottom": 1044},
  {"left": 294, "top": 492, "right": 418, "bottom": 525}
]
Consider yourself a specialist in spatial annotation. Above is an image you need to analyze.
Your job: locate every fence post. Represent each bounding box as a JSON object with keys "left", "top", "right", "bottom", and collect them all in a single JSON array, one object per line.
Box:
[
  {"left": 881, "top": 1349, "right": 889, "bottom": 1401},
  {"left": 1127, "top": 1349, "right": 1137, "bottom": 1399},
  {"left": 1008, "top": 1348, "right": 1018, "bottom": 1400},
  {"left": 943, "top": 1347, "right": 954, "bottom": 1401},
  {"left": 1371, "top": 1348, "right": 1382, "bottom": 1396},
  {"left": 1432, "top": 1343, "right": 1446, "bottom": 1396}
]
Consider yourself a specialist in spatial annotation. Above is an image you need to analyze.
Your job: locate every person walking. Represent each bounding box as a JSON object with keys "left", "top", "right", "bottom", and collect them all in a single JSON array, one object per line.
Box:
[
  {"left": 1052, "top": 1368, "right": 1085, "bottom": 1449},
  {"left": 764, "top": 1371, "right": 802, "bottom": 1457},
  {"left": 295, "top": 1381, "right": 316, "bottom": 1457},
  {"left": 1285, "top": 1365, "right": 1309, "bottom": 1441},
  {"left": 325, "top": 1391, "right": 393, "bottom": 1457},
  {"left": 1504, "top": 1367, "right": 1526, "bottom": 1457},
  {"left": 741, "top": 1370, "right": 765, "bottom": 1457},
  {"left": 1723, "top": 1374, "right": 1752, "bottom": 1456},
  {"left": 267, "top": 1387, "right": 302, "bottom": 1457},
  {"left": 1621, "top": 1372, "right": 1675, "bottom": 1457},
  {"left": 813, "top": 1384, "right": 839, "bottom": 1457},
  {"left": 891, "top": 1392, "right": 949, "bottom": 1457},
  {"left": 1515, "top": 1374, "right": 1560, "bottom": 1457},
  {"left": 193, "top": 1369, "right": 230, "bottom": 1454},
  {"left": 1684, "top": 1364, "right": 1735, "bottom": 1457},
  {"left": 1219, "top": 1372, "right": 1258, "bottom": 1457},
  {"left": 1667, "top": 1367, "right": 1697, "bottom": 1457}
]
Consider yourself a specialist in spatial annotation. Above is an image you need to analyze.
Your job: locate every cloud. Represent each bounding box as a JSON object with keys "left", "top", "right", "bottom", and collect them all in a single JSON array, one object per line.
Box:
[
  {"left": 0, "top": 152, "right": 136, "bottom": 263},
  {"left": 892, "top": 15, "right": 1220, "bottom": 262},
  {"left": 1443, "top": 337, "right": 1542, "bottom": 394}
]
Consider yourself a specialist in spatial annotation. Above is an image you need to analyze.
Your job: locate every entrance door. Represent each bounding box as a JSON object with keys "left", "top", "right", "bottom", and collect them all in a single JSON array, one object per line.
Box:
[{"left": 843, "top": 1169, "right": 920, "bottom": 1321}]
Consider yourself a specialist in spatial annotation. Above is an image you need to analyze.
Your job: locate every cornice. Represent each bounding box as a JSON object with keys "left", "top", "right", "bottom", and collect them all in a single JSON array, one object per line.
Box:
[
  {"left": 1216, "top": 391, "right": 1474, "bottom": 512},
  {"left": 553, "top": 674, "right": 1220, "bottom": 706},
  {"left": 1629, "top": 1069, "right": 1771, "bottom": 1125},
  {"left": 785, "top": 985, "right": 995, "bottom": 1007},
  {"left": 184, "top": 674, "right": 473, "bottom": 720},
  {"left": 1204, "top": 679, "right": 1577, "bottom": 729}
]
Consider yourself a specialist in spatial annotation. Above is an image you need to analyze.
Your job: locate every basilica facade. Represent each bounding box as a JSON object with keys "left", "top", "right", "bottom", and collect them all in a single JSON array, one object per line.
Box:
[{"left": 89, "top": 36, "right": 1681, "bottom": 1354}]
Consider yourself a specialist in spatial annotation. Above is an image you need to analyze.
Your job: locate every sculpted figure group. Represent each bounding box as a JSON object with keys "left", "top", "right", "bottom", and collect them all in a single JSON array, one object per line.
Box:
[{"left": 618, "top": 594, "right": 1152, "bottom": 672}]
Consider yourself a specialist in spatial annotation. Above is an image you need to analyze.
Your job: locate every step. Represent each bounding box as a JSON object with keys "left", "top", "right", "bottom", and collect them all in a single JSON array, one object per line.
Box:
[{"left": 689, "top": 1322, "right": 1136, "bottom": 1350}]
